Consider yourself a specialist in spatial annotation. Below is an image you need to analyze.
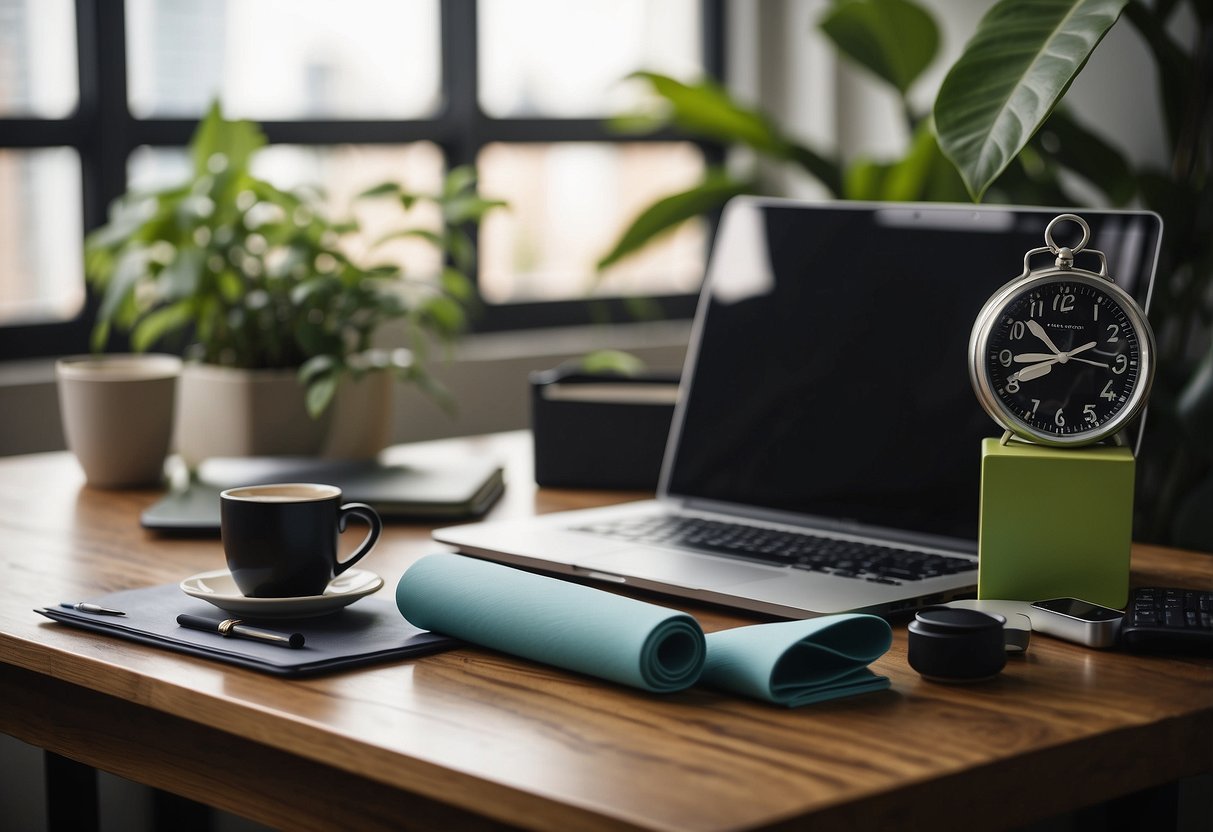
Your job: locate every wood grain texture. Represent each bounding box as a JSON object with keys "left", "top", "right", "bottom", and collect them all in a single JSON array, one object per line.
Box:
[{"left": 1, "top": 431, "right": 1211, "bottom": 831}]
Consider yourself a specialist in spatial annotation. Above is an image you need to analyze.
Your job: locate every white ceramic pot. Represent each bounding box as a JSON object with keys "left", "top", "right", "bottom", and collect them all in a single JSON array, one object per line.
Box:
[
  {"left": 174, "top": 364, "right": 394, "bottom": 467},
  {"left": 56, "top": 353, "right": 182, "bottom": 487}
]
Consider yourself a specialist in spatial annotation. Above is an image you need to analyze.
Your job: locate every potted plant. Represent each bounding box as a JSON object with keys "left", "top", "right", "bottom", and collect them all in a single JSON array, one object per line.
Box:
[{"left": 84, "top": 102, "right": 503, "bottom": 466}]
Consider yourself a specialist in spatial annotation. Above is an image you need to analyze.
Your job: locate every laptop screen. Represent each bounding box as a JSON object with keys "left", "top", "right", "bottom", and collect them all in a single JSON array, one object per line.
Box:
[{"left": 662, "top": 200, "right": 1161, "bottom": 547}]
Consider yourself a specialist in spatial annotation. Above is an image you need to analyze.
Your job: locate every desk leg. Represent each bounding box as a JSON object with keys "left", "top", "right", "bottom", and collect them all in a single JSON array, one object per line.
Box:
[
  {"left": 45, "top": 752, "right": 99, "bottom": 832},
  {"left": 152, "top": 787, "right": 213, "bottom": 831},
  {"left": 1074, "top": 781, "right": 1179, "bottom": 831}
]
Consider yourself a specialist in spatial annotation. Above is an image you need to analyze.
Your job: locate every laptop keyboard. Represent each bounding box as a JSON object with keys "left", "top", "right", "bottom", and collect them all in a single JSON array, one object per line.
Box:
[{"left": 571, "top": 515, "right": 976, "bottom": 585}]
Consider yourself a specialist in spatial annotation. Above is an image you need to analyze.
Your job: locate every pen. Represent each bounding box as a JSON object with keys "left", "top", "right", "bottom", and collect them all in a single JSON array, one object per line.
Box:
[
  {"left": 60, "top": 602, "right": 126, "bottom": 616},
  {"left": 176, "top": 614, "right": 305, "bottom": 649}
]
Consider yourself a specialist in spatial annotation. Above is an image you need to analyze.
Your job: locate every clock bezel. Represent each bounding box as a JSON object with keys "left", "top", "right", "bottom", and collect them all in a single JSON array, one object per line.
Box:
[{"left": 968, "top": 268, "right": 1156, "bottom": 447}]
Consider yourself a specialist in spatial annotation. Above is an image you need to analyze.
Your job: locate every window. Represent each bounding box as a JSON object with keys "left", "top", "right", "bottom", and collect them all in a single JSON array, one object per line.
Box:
[{"left": 0, "top": 0, "right": 723, "bottom": 360}]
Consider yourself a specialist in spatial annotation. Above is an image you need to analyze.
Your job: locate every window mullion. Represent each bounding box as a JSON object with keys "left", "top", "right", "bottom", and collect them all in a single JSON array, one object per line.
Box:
[{"left": 439, "top": 0, "right": 482, "bottom": 168}]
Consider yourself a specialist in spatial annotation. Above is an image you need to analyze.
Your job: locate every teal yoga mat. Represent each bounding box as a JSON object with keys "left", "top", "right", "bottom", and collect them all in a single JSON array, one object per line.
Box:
[
  {"left": 701, "top": 617, "right": 892, "bottom": 706},
  {"left": 396, "top": 553, "right": 705, "bottom": 692},
  {"left": 397, "top": 554, "right": 893, "bottom": 705}
]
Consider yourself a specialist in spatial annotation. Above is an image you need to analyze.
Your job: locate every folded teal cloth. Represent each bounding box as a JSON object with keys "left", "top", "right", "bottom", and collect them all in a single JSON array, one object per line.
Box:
[
  {"left": 396, "top": 553, "right": 705, "bottom": 692},
  {"left": 701, "top": 616, "right": 892, "bottom": 706},
  {"left": 396, "top": 553, "right": 892, "bottom": 705}
]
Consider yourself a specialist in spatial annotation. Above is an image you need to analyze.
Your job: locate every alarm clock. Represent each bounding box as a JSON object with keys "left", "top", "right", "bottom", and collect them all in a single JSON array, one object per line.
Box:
[{"left": 968, "top": 214, "right": 1156, "bottom": 447}]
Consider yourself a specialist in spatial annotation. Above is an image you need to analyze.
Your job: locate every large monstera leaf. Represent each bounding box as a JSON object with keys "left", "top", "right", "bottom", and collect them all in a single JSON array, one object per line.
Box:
[{"left": 934, "top": 0, "right": 1129, "bottom": 201}]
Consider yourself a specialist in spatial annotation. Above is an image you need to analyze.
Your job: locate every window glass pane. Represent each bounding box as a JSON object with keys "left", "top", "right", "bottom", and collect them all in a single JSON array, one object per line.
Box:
[
  {"left": 479, "top": 0, "right": 702, "bottom": 118},
  {"left": 0, "top": 0, "right": 78, "bottom": 117},
  {"left": 0, "top": 148, "right": 83, "bottom": 324},
  {"left": 478, "top": 142, "right": 706, "bottom": 304},
  {"left": 128, "top": 142, "right": 445, "bottom": 279},
  {"left": 126, "top": 0, "right": 440, "bottom": 119}
]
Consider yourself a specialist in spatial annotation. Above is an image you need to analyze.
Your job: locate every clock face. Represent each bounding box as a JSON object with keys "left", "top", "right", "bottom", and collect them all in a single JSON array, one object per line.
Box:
[{"left": 980, "top": 274, "right": 1149, "bottom": 443}]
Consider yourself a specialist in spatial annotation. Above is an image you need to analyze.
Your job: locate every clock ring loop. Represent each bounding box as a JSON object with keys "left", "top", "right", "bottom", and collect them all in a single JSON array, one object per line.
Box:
[{"left": 1044, "top": 213, "right": 1090, "bottom": 256}]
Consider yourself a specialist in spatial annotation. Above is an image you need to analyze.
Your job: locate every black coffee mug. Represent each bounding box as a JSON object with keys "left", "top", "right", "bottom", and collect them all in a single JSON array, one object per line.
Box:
[{"left": 220, "top": 483, "right": 382, "bottom": 598}]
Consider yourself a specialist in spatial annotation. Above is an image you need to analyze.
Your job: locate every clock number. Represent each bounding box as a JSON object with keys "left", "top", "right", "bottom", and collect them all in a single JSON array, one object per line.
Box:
[
  {"left": 1029, "top": 299, "right": 1044, "bottom": 318},
  {"left": 1113, "top": 354, "right": 1128, "bottom": 374},
  {"left": 1093, "top": 303, "right": 1099, "bottom": 321},
  {"left": 1030, "top": 399, "right": 1040, "bottom": 417},
  {"left": 1005, "top": 378, "right": 1020, "bottom": 394},
  {"left": 1083, "top": 404, "right": 1097, "bottom": 424},
  {"left": 1054, "top": 409, "right": 1066, "bottom": 427},
  {"left": 1105, "top": 324, "right": 1119, "bottom": 343},
  {"left": 999, "top": 349, "right": 1013, "bottom": 367},
  {"left": 1010, "top": 321, "right": 1025, "bottom": 340},
  {"left": 1052, "top": 293, "right": 1075, "bottom": 313},
  {"left": 1100, "top": 380, "right": 1116, "bottom": 401}
]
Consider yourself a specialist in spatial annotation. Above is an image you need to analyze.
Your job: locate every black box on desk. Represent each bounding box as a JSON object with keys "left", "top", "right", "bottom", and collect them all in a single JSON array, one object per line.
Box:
[{"left": 530, "top": 368, "right": 679, "bottom": 490}]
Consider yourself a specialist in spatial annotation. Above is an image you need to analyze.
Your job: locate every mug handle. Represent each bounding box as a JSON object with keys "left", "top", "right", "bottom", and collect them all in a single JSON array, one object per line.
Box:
[{"left": 335, "top": 502, "right": 382, "bottom": 575}]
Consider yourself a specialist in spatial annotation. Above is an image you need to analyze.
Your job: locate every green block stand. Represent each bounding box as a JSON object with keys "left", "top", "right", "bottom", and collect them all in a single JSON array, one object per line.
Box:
[{"left": 977, "top": 438, "right": 1135, "bottom": 609}]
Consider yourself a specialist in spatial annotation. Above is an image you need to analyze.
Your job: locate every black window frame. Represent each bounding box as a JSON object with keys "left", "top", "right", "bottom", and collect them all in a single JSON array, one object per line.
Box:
[{"left": 0, "top": 0, "right": 725, "bottom": 360}]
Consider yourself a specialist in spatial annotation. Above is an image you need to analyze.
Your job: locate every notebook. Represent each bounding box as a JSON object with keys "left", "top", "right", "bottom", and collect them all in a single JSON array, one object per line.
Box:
[
  {"left": 435, "top": 198, "right": 1162, "bottom": 618},
  {"left": 142, "top": 455, "right": 505, "bottom": 533}
]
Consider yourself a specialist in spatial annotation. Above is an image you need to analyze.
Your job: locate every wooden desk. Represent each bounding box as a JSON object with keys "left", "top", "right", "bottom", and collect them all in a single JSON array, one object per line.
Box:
[{"left": 1, "top": 431, "right": 1211, "bottom": 831}]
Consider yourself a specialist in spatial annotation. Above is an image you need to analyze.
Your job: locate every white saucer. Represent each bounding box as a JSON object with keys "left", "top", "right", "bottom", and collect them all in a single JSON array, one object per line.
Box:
[{"left": 180, "top": 568, "right": 384, "bottom": 618}]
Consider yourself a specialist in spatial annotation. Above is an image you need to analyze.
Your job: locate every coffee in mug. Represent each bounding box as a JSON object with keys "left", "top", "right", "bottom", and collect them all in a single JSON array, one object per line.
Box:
[{"left": 220, "top": 483, "right": 382, "bottom": 598}]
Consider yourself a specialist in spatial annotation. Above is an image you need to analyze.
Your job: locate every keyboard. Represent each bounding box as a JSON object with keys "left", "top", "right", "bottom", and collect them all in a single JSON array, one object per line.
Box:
[
  {"left": 571, "top": 515, "right": 976, "bottom": 585},
  {"left": 1120, "top": 587, "right": 1213, "bottom": 651}
]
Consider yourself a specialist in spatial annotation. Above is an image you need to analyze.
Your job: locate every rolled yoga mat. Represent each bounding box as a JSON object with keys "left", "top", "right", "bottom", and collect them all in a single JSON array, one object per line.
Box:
[
  {"left": 396, "top": 552, "right": 705, "bottom": 692},
  {"left": 396, "top": 553, "right": 893, "bottom": 705}
]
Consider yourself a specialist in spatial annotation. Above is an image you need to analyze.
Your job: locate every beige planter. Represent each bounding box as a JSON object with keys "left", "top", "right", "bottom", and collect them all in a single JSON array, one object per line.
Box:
[
  {"left": 56, "top": 353, "right": 182, "bottom": 487},
  {"left": 175, "top": 364, "right": 392, "bottom": 467}
]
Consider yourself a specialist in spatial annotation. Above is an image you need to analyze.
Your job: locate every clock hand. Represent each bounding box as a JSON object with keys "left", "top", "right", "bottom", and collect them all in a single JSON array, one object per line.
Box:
[
  {"left": 1027, "top": 320, "right": 1063, "bottom": 355},
  {"left": 1012, "top": 361, "right": 1056, "bottom": 382},
  {"left": 1067, "top": 356, "right": 1111, "bottom": 370},
  {"left": 1013, "top": 342, "right": 1100, "bottom": 365},
  {"left": 1065, "top": 341, "right": 1098, "bottom": 358}
]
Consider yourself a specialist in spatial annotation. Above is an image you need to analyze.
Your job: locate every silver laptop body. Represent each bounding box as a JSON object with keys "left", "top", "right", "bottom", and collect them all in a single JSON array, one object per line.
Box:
[{"left": 435, "top": 198, "right": 1162, "bottom": 618}]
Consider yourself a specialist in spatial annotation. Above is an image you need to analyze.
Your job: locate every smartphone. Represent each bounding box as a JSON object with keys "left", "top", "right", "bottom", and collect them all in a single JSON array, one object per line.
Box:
[{"left": 1029, "top": 598, "right": 1125, "bottom": 648}]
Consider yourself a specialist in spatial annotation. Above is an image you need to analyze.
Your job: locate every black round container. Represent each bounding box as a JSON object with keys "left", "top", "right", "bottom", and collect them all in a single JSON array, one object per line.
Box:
[{"left": 907, "top": 607, "right": 1007, "bottom": 682}]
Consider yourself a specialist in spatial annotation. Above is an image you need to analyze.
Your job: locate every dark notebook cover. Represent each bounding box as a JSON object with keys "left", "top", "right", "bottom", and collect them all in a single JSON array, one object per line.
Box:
[
  {"left": 142, "top": 456, "right": 505, "bottom": 533},
  {"left": 37, "top": 583, "right": 457, "bottom": 677}
]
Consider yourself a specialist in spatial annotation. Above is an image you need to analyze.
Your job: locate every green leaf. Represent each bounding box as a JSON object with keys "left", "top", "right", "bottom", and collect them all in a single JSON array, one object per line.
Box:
[
  {"left": 440, "top": 266, "right": 474, "bottom": 301},
  {"left": 443, "top": 165, "right": 478, "bottom": 199},
  {"left": 844, "top": 122, "right": 970, "bottom": 202},
  {"left": 305, "top": 372, "right": 340, "bottom": 419},
  {"left": 934, "top": 0, "right": 1129, "bottom": 201},
  {"left": 1030, "top": 108, "right": 1136, "bottom": 205},
  {"left": 597, "top": 171, "right": 754, "bottom": 271},
  {"left": 89, "top": 319, "right": 110, "bottom": 353},
  {"left": 188, "top": 100, "right": 266, "bottom": 179},
  {"left": 580, "top": 350, "right": 646, "bottom": 376},
  {"left": 422, "top": 295, "right": 467, "bottom": 335},
  {"left": 447, "top": 227, "right": 474, "bottom": 274},
  {"left": 357, "top": 182, "right": 402, "bottom": 199},
  {"left": 373, "top": 227, "right": 443, "bottom": 248},
  {"left": 159, "top": 247, "right": 205, "bottom": 300},
  {"left": 631, "top": 72, "right": 789, "bottom": 156},
  {"left": 131, "top": 301, "right": 193, "bottom": 351},
  {"left": 298, "top": 354, "right": 338, "bottom": 384},
  {"left": 97, "top": 249, "right": 147, "bottom": 324},
  {"left": 443, "top": 195, "right": 508, "bottom": 226},
  {"left": 819, "top": 0, "right": 940, "bottom": 94},
  {"left": 626, "top": 72, "right": 842, "bottom": 195}
]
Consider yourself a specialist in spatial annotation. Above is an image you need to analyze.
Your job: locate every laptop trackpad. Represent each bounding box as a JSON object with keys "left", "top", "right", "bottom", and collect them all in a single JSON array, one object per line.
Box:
[{"left": 575, "top": 546, "right": 786, "bottom": 591}]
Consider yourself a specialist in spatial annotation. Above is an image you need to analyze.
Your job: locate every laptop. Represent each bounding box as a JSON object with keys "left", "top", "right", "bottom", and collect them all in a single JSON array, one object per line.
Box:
[{"left": 435, "top": 198, "right": 1163, "bottom": 618}]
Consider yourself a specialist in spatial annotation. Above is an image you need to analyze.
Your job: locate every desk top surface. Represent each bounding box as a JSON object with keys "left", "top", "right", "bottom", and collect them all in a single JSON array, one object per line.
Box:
[{"left": 2, "top": 431, "right": 1212, "bottom": 832}]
